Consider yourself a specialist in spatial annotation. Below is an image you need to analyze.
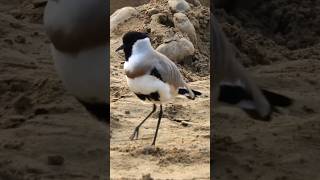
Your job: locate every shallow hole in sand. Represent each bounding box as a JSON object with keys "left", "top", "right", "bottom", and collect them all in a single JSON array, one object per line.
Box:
[{"left": 158, "top": 14, "right": 174, "bottom": 27}]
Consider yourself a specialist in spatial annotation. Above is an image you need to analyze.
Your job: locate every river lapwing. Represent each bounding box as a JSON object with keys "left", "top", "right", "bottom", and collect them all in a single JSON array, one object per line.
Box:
[{"left": 116, "top": 31, "right": 201, "bottom": 145}]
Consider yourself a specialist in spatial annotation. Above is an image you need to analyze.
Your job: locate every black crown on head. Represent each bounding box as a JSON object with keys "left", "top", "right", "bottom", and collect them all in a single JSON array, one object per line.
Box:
[{"left": 116, "top": 31, "right": 149, "bottom": 61}]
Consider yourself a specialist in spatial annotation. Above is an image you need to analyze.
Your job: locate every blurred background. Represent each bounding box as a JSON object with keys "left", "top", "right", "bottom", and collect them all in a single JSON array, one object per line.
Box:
[{"left": 213, "top": 0, "right": 320, "bottom": 180}]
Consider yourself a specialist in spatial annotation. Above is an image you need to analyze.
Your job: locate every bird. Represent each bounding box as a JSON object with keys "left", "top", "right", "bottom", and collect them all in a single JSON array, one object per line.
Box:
[
  {"left": 116, "top": 31, "right": 201, "bottom": 145},
  {"left": 212, "top": 15, "right": 292, "bottom": 120},
  {"left": 43, "top": 0, "right": 109, "bottom": 122}
]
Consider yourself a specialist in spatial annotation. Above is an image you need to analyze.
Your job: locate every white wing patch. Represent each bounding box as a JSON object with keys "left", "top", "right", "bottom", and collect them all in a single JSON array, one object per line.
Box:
[{"left": 127, "top": 75, "right": 172, "bottom": 103}]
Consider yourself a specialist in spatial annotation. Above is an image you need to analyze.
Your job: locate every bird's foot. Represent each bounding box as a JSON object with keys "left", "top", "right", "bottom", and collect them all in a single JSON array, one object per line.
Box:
[{"left": 129, "top": 127, "right": 139, "bottom": 140}]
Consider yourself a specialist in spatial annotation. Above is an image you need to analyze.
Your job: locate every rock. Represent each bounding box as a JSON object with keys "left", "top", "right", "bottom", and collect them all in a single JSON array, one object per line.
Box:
[
  {"left": 156, "top": 38, "right": 195, "bottom": 63},
  {"left": 168, "top": 0, "right": 190, "bottom": 13},
  {"left": 173, "top": 13, "right": 197, "bottom": 45},
  {"left": 110, "top": 7, "right": 138, "bottom": 33}
]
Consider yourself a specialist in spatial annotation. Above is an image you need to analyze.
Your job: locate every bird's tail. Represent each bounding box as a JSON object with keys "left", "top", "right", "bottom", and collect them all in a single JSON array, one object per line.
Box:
[
  {"left": 178, "top": 88, "right": 202, "bottom": 100},
  {"left": 218, "top": 84, "right": 293, "bottom": 121},
  {"left": 262, "top": 89, "right": 293, "bottom": 107}
]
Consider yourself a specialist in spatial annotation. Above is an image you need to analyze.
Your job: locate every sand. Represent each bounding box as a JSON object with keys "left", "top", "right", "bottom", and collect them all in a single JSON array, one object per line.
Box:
[
  {"left": 213, "top": 0, "right": 320, "bottom": 179},
  {"left": 110, "top": 0, "right": 210, "bottom": 179},
  {"left": 0, "top": 1, "right": 107, "bottom": 179}
]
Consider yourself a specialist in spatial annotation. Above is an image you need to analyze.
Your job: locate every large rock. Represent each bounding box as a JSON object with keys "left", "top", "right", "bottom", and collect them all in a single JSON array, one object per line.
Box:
[
  {"left": 168, "top": 0, "right": 190, "bottom": 13},
  {"left": 110, "top": 7, "right": 138, "bottom": 33},
  {"left": 156, "top": 38, "right": 195, "bottom": 63},
  {"left": 173, "top": 12, "right": 197, "bottom": 45}
]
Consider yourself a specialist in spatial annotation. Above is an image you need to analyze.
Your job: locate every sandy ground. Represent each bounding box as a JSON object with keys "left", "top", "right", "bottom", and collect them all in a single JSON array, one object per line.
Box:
[
  {"left": 213, "top": 0, "right": 320, "bottom": 179},
  {"left": 110, "top": 1, "right": 210, "bottom": 179},
  {"left": 0, "top": 1, "right": 107, "bottom": 179}
]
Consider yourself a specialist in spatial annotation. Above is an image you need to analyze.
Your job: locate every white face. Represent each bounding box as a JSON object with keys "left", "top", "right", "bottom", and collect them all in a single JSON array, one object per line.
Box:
[
  {"left": 123, "top": 38, "right": 153, "bottom": 73},
  {"left": 131, "top": 37, "right": 152, "bottom": 55}
]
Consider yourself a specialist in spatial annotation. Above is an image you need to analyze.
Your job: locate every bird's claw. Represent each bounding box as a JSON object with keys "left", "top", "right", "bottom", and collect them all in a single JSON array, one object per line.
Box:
[{"left": 129, "top": 127, "right": 139, "bottom": 140}]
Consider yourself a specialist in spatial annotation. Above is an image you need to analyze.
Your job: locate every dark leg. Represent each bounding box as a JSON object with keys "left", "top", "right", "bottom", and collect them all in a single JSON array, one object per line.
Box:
[
  {"left": 151, "top": 104, "right": 163, "bottom": 146},
  {"left": 130, "top": 104, "right": 157, "bottom": 140}
]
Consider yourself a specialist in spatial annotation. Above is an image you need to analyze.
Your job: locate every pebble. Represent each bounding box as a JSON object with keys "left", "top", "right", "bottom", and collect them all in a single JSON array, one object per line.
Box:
[
  {"left": 168, "top": 0, "right": 190, "bottom": 13},
  {"left": 156, "top": 38, "right": 195, "bottom": 63},
  {"left": 110, "top": 7, "right": 139, "bottom": 33},
  {"left": 173, "top": 12, "right": 197, "bottom": 45}
]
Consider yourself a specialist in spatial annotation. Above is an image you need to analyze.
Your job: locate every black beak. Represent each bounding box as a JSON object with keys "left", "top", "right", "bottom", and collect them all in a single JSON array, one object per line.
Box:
[{"left": 116, "top": 44, "right": 124, "bottom": 52}]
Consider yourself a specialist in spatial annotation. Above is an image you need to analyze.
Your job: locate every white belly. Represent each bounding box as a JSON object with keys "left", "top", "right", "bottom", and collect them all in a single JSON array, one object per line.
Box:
[
  {"left": 127, "top": 75, "right": 173, "bottom": 103},
  {"left": 52, "top": 45, "right": 108, "bottom": 103}
]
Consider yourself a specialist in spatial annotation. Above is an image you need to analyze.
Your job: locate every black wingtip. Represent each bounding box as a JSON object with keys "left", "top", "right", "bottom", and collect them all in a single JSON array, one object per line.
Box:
[
  {"left": 178, "top": 88, "right": 202, "bottom": 99},
  {"left": 262, "top": 89, "right": 293, "bottom": 107},
  {"left": 192, "top": 89, "right": 202, "bottom": 96},
  {"left": 218, "top": 85, "right": 292, "bottom": 121}
]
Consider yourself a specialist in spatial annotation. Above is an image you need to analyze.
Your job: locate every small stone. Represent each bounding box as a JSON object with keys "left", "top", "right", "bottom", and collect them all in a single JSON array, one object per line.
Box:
[
  {"left": 110, "top": 7, "right": 139, "bottom": 32},
  {"left": 156, "top": 38, "right": 195, "bottom": 63},
  {"left": 173, "top": 12, "right": 197, "bottom": 45},
  {"left": 125, "top": 110, "right": 130, "bottom": 114},
  {"left": 168, "top": 0, "right": 190, "bottom": 13},
  {"left": 181, "top": 122, "right": 189, "bottom": 127}
]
